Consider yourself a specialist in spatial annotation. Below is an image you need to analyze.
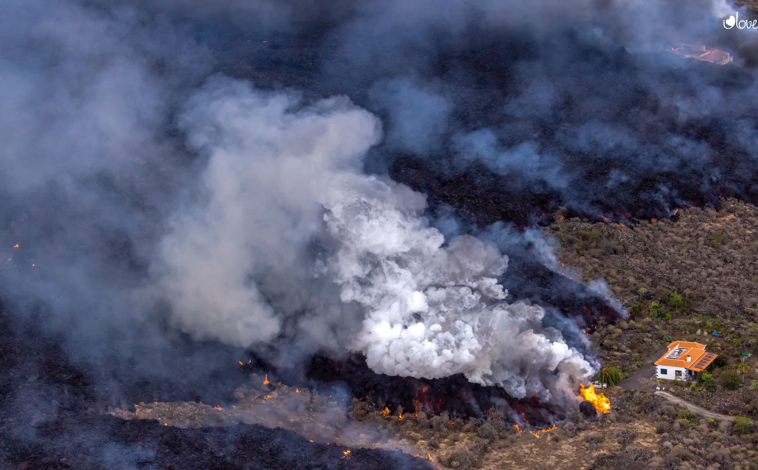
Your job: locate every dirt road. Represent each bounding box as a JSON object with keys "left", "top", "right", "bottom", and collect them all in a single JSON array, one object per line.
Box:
[{"left": 654, "top": 391, "right": 734, "bottom": 421}]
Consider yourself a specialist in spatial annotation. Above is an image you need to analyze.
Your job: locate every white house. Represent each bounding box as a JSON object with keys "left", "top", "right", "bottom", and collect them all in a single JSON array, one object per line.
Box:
[{"left": 655, "top": 341, "right": 718, "bottom": 381}]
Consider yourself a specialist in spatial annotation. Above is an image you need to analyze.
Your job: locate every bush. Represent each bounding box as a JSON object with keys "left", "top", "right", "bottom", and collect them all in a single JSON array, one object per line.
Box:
[
  {"left": 655, "top": 421, "right": 671, "bottom": 434},
  {"left": 700, "top": 373, "right": 716, "bottom": 391},
  {"left": 615, "top": 430, "right": 637, "bottom": 449},
  {"left": 677, "top": 409, "right": 697, "bottom": 421},
  {"left": 477, "top": 423, "right": 496, "bottom": 441},
  {"left": 711, "top": 232, "right": 727, "bottom": 245},
  {"left": 669, "top": 292, "right": 686, "bottom": 310},
  {"left": 350, "top": 398, "right": 372, "bottom": 421},
  {"left": 719, "top": 371, "right": 743, "bottom": 390},
  {"left": 485, "top": 408, "right": 507, "bottom": 434},
  {"left": 596, "top": 365, "right": 624, "bottom": 386},
  {"left": 630, "top": 302, "right": 646, "bottom": 316},
  {"left": 430, "top": 414, "right": 449, "bottom": 433},
  {"left": 448, "top": 449, "right": 475, "bottom": 470},
  {"left": 735, "top": 416, "right": 753, "bottom": 435}
]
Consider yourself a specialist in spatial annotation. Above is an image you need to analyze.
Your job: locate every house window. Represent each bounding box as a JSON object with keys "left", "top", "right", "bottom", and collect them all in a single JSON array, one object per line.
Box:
[
  {"left": 660, "top": 368, "right": 668, "bottom": 375},
  {"left": 675, "top": 370, "right": 682, "bottom": 377}
]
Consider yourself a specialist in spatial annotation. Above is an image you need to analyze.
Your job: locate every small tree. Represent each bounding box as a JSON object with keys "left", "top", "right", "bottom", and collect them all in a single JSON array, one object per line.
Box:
[
  {"left": 719, "top": 370, "right": 743, "bottom": 390},
  {"left": 700, "top": 372, "right": 716, "bottom": 391},
  {"left": 669, "top": 292, "right": 686, "bottom": 310},
  {"left": 596, "top": 365, "right": 624, "bottom": 386},
  {"left": 735, "top": 416, "right": 753, "bottom": 435}
]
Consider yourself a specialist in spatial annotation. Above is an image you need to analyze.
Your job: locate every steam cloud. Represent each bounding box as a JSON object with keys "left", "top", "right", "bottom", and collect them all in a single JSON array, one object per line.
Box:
[
  {"left": 4, "top": 0, "right": 754, "bottom": 415},
  {"left": 157, "top": 78, "right": 594, "bottom": 403}
]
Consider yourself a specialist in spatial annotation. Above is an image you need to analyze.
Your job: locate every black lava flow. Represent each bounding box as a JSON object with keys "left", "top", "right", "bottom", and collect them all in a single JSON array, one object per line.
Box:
[{"left": 0, "top": 302, "right": 434, "bottom": 470}]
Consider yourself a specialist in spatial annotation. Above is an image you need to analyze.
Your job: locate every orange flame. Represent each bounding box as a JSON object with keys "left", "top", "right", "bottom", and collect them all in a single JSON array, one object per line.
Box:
[
  {"left": 398, "top": 413, "right": 404, "bottom": 421},
  {"left": 380, "top": 407, "right": 391, "bottom": 418},
  {"left": 13, "top": 244, "right": 19, "bottom": 249},
  {"left": 580, "top": 384, "right": 611, "bottom": 413},
  {"left": 295, "top": 388, "right": 301, "bottom": 393},
  {"left": 341, "top": 450, "right": 351, "bottom": 460},
  {"left": 528, "top": 424, "right": 557, "bottom": 438},
  {"left": 414, "top": 453, "right": 435, "bottom": 462},
  {"left": 263, "top": 374, "right": 270, "bottom": 385},
  {"left": 213, "top": 405, "right": 223, "bottom": 411}
]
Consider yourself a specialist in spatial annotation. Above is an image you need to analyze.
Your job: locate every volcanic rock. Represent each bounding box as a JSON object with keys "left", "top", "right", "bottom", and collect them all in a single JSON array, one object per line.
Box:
[{"left": 580, "top": 400, "right": 598, "bottom": 418}]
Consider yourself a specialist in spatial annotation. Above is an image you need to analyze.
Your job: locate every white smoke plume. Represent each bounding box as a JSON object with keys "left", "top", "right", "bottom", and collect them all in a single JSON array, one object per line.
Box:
[{"left": 157, "top": 77, "right": 595, "bottom": 404}]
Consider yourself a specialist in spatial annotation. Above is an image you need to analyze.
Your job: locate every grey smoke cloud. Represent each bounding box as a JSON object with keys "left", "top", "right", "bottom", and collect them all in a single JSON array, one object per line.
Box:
[
  {"left": 158, "top": 77, "right": 382, "bottom": 349},
  {"left": 368, "top": 78, "right": 452, "bottom": 155},
  {"left": 5, "top": 0, "right": 712, "bottom": 413},
  {"left": 157, "top": 77, "right": 597, "bottom": 403}
]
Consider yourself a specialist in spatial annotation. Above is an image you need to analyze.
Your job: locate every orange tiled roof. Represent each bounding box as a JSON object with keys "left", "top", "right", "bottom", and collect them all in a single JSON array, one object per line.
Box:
[{"left": 654, "top": 341, "right": 717, "bottom": 371}]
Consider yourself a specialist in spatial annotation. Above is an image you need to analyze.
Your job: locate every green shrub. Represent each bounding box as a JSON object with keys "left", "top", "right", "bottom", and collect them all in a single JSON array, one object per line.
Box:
[
  {"left": 677, "top": 409, "right": 697, "bottom": 421},
  {"left": 735, "top": 416, "right": 753, "bottom": 435},
  {"left": 596, "top": 365, "right": 625, "bottom": 386},
  {"left": 711, "top": 232, "right": 727, "bottom": 245},
  {"left": 700, "top": 373, "right": 716, "bottom": 391},
  {"left": 720, "top": 370, "right": 743, "bottom": 390},
  {"left": 735, "top": 362, "right": 750, "bottom": 374},
  {"left": 669, "top": 292, "right": 686, "bottom": 310}
]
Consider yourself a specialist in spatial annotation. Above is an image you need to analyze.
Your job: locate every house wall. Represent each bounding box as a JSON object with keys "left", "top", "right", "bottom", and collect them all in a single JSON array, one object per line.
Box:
[{"left": 656, "top": 365, "right": 690, "bottom": 381}]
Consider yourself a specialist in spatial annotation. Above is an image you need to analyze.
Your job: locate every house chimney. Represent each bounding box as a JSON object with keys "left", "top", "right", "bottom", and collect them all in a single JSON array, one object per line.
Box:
[{"left": 686, "top": 355, "right": 691, "bottom": 362}]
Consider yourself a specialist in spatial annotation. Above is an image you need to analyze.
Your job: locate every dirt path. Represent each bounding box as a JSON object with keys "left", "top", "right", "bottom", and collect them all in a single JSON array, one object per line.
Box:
[
  {"left": 654, "top": 391, "right": 734, "bottom": 421},
  {"left": 619, "top": 347, "right": 667, "bottom": 392}
]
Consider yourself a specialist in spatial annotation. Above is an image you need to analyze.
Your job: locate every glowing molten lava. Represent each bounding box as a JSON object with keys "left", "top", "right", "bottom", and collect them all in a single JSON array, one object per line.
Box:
[{"left": 580, "top": 384, "right": 611, "bottom": 413}]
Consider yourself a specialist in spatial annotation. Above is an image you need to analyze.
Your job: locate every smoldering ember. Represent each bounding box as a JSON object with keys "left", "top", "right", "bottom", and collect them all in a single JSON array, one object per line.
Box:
[{"left": 3, "top": 1, "right": 758, "bottom": 469}]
